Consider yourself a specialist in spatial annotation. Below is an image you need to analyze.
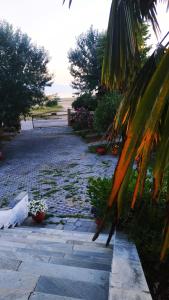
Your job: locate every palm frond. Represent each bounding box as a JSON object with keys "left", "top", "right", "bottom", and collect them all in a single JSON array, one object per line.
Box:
[
  {"left": 102, "top": 0, "right": 169, "bottom": 90},
  {"left": 96, "top": 47, "right": 169, "bottom": 260},
  {"left": 63, "top": 0, "right": 72, "bottom": 8}
]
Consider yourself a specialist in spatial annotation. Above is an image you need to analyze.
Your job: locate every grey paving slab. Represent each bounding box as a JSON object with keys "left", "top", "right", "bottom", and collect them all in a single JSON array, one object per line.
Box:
[
  {"left": 49, "top": 256, "right": 111, "bottom": 271},
  {"left": 30, "top": 292, "right": 82, "bottom": 300},
  {"left": 110, "top": 258, "right": 149, "bottom": 291},
  {"left": 19, "top": 261, "right": 109, "bottom": 286},
  {"left": 109, "top": 287, "right": 152, "bottom": 300},
  {"left": 73, "top": 249, "right": 112, "bottom": 259},
  {"left": 0, "top": 257, "right": 21, "bottom": 271},
  {"left": 73, "top": 244, "right": 113, "bottom": 254},
  {"left": 0, "top": 270, "right": 39, "bottom": 291},
  {"left": 1, "top": 227, "right": 111, "bottom": 246},
  {"left": 64, "top": 253, "right": 112, "bottom": 265},
  {"left": 35, "top": 276, "right": 108, "bottom": 300},
  {"left": 0, "top": 290, "right": 30, "bottom": 300},
  {"left": 0, "top": 238, "right": 73, "bottom": 254},
  {"left": 0, "top": 249, "right": 50, "bottom": 263}
]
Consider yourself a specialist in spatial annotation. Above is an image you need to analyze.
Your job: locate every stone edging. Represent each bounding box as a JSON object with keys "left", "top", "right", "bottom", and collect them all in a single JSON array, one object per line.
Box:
[
  {"left": 0, "top": 192, "right": 28, "bottom": 229},
  {"left": 109, "top": 231, "right": 152, "bottom": 300}
]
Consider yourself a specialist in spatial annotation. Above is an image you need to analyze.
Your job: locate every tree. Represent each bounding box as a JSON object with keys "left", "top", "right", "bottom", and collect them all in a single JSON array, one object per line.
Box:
[
  {"left": 0, "top": 21, "right": 52, "bottom": 129},
  {"left": 68, "top": 26, "right": 106, "bottom": 94},
  {"left": 137, "top": 22, "right": 151, "bottom": 67},
  {"left": 68, "top": 22, "right": 150, "bottom": 95}
]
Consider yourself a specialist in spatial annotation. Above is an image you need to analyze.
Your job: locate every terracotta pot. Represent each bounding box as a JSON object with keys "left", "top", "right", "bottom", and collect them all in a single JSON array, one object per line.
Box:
[
  {"left": 95, "top": 218, "right": 103, "bottom": 226},
  {"left": 112, "top": 145, "right": 119, "bottom": 155},
  {"left": 96, "top": 147, "right": 106, "bottom": 155},
  {"left": 32, "top": 212, "right": 45, "bottom": 223}
]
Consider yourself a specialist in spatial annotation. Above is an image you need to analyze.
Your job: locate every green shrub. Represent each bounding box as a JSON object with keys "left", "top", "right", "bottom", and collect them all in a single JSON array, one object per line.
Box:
[
  {"left": 94, "top": 91, "right": 122, "bottom": 133},
  {"left": 46, "top": 98, "right": 58, "bottom": 107},
  {"left": 71, "top": 108, "right": 94, "bottom": 130},
  {"left": 87, "top": 170, "right": 169, "bottom": 299},
  {"left": 72, "top": 93, "right": 98, "bottom": 111},
  {"left": 87, "top": 177, "right": 112, "bottom": 219},
  {"left": 87, "top": 170, "right": 166, "bottom": 256}
]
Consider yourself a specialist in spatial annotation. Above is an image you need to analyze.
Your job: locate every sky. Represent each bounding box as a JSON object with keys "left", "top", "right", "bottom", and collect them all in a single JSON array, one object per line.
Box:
[{"left": 0, "top": 0, "right": 168, "bottom": 97}]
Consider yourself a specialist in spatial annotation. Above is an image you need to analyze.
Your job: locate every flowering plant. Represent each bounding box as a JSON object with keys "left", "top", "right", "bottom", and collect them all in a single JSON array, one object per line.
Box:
[
  {"left": 71, "top": 108, "right": 94, "bottom": 130},
  {"left": 28, "top": 199, "right": 48, "bottom": 215}
]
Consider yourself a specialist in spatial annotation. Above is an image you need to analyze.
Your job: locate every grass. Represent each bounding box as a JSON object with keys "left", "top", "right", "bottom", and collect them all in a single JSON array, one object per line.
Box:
[
  {"left": 43, "top": 188, "right": 59, "bottom": 197},
  {"left": 40, "top": 179, "right": 56, "bottom": 185},
  {"left": 55, "top": 214, "right": 93, "bottom": 219},
  {"left": 68, "top": 163, "right": 79, "bottom": 168},
  {"left": 0, "top": 197, "right": 8, "bottom": 208},
  {"left": 30, "top": 104, "right": 63, "bottom": 116}
]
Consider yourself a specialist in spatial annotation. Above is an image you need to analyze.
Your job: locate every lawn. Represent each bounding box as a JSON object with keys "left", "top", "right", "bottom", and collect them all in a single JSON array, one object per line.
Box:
[{"left": 30, "top": 104, "right": 63, "bottom": 116}]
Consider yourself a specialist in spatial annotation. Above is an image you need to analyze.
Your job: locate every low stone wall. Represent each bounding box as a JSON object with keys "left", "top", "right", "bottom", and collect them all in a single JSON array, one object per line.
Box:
[
  {"left": 109, "top": 231, "right": 152, "bottom": 300},
  {"left": 0, "top": 192, "right": 28, "bottom": 229}
]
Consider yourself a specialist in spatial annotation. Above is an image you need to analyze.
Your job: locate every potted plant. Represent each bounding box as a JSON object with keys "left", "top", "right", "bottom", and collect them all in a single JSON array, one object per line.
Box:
[
  {"left": 96, "top": 146, "right": 106, "bottom": 155},
  {"left": 87, "top": 177, "right": 112, "bottom": 226},
  {"left": 28, "top": 199, "right": 48, "bottom": 223},
  {"left": 112, "top": 144, "right": 119, "bottom": 155}
]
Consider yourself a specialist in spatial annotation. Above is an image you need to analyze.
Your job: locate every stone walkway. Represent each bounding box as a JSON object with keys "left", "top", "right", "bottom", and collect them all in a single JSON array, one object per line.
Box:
[{"left": 0, "top": 124, "right": 117, "bottom": 217}]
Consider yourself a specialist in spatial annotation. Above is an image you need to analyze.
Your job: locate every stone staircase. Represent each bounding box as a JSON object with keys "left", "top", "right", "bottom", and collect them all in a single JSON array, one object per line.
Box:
[{"left": 0, "top": 226, "right": 112, "bottom": 300}]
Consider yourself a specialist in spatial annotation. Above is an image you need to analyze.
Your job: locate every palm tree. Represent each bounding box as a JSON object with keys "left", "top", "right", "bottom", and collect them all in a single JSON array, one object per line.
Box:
[
  {"left": 97, "top": 0, "right": 169, "bottom": 260},
  {"left": 64, "top": 0, "right": 169, "bottom": 260}
]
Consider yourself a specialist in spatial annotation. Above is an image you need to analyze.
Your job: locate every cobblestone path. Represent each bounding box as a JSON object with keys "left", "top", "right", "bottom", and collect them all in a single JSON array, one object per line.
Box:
[{"left": 0, "top": 125, "right": 117, "bottom": 217}]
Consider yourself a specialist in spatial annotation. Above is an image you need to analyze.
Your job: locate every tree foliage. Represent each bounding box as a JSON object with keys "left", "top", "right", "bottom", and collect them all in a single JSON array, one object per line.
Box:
[
  {"left": 0, "top": 21, "right": 52, "bottom": 128},
  {"left": 68, "top": 26, "right": 105, "bottom": 94},
  {"left": 94, "top": 91, "right": 122, "bottom": 133},
  {"left": 72, "top": 93, "right": 98, "bottom": 111}
]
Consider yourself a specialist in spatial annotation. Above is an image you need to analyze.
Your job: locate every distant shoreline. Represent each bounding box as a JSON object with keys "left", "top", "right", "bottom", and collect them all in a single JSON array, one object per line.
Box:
[{"left": 58, "top": 97, "right": 74, "bottom": 110}]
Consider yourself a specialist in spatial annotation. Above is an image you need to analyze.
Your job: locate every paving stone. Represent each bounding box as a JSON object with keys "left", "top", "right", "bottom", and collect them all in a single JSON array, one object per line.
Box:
[
  {"left": 110, "top": 259, "right": 149, "bottom": 291},
  {"left": 30, "top": 292, "right": 82, "bottom": 300},
  {"left": 109, "top": 287, "right": 152, "bottom": 300},
  {"left": 19, "top": 261, "right": 109, "bottom": 286},
  {"left": 49, "top": 256, "right": 111, "bottom": 271},
  {"left": 73, "top": 249, "right": 112, "bottom": 259},
  {"left": 64, "top": 253, "right": 112, "bottom": 266},
  {"left": 16, "top": 247, "right": 66, "bottom": 258},
  {"left": 73, "top": 244, "right": 113, "bottom": 254},
  {"left": 46, "top": 217, "right": 62, "bottom": 223},
  {"left": 0, "top": 125, "right": 117, "bottom": 218},
  {"left": 0, "top": 290, "right": 30, "bottom": 300},
  {"left": 0, "top": 238, "right": 73, "bottom": 254},
  {"left": 0, "top": 249, "right": 50, "bottom": 263},
  {"left": 35, "top": 276, "right": 108, "bottom": 300},
  {"left": 0, "top": 270, "right": 39, "bottom": 291},
  {"left": 0, "top": 257, "right": 21, "bottom": 271},
  {"left": 110, "top": 232, "right": 150, "bottom": 294}
]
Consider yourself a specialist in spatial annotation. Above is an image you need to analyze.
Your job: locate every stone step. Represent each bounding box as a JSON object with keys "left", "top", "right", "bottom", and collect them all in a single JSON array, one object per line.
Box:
[
  {"left": 48, "top": 256, "right": 111, "bottom": 271},
  {"left": 0, "top": 269, "right": 38, "bottom": 293},
  {"left": 0, "top": 257, "right": 21, "bottom": 271},
  {"left": 0, "top": 238, "right": 112, "bottom": 260},
  {"left": 30, "top": 293, "right": 82, "bottom": 300},
  {"left": 0, "top": 229, "right": 111, "bottom": 248},
  {"left": 0, "top": 246, "right": 111, "bottom": 268},
  {"left": 18, "top": 260, "right": 110, "bottom": 286},
  {"left": 0, "top": 231, "right": 113, "bottom": 252},
  {"left": 3, "top": 226, "right": 111, "bottom": 243},
  {"left": 34, "top": 276, "right": 108, "bottom": 300},
  {"left": 0, "top": 248, "right": 50, "bottom": 263},
  {"left": 0, "top": 227, "right": 112, "bottom": 300},
  {"left": 0, "top": 290, "right": 30, "bottom": 300}
]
